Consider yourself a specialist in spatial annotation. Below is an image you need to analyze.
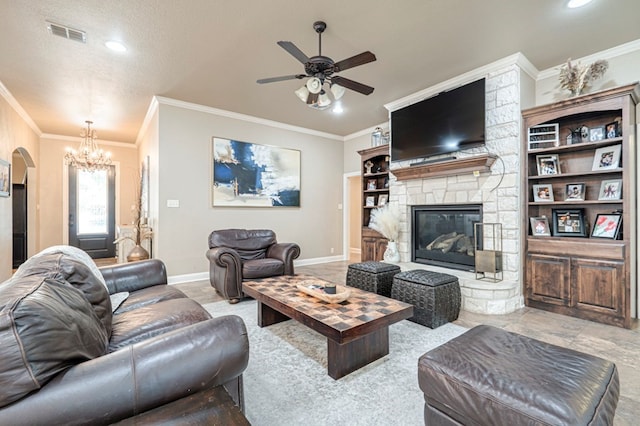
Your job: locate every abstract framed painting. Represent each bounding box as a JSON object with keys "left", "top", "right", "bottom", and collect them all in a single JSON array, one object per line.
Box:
[{"left": 212, "top": 137, "right": 301, "bottom": 207}]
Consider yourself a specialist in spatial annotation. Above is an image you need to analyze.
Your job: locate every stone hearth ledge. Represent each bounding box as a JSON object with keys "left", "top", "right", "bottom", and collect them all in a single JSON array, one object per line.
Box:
[{"left": 396, "top": 262, "right": 523, "bottom": 315}]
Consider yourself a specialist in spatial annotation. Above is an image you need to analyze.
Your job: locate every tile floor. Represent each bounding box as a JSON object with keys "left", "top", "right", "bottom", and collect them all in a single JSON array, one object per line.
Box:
[{"left": 177, "top": 260, "right": 639, "bottom": 424}]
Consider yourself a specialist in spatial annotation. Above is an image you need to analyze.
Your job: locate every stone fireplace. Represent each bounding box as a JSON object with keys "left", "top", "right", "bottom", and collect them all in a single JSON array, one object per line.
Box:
[
  {"left": 386, "top": 63, "right": 527, "bottom": 315},
  {"left": 412, "top": 204, "right": 481, "bottom": 271}
]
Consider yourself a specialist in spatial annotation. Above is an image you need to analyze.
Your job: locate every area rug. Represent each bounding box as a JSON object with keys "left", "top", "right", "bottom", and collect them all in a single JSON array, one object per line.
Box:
[{"left": 204, "top": 300, "right": 467, "bottom": 426}]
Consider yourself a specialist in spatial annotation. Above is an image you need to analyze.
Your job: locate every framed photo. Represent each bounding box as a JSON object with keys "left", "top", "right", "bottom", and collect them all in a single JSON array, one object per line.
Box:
[
  {"left": 532, "top": 184, "right": 554, "bottom": 202},
  {"left": 377, "top": 194, "right": 388, "bottom": 206},
  {"left": 365, "top": 196, "right": 375, "bottom": 207},
  {"left": 536, "top": 154, "right": 560, "bottom": 176},
  {"left": 591, "top": 145, "right": 621, "bottom": 171},
  {"left": 212, "top": 137, "right": 300, "bottom": 207},
  {"left": 598, "top": 179, "right": 622, "bottom": 200},
  {"left": 0, "top": 159, "right": 10, "bottom": 197},
  {"left": 591, "top": 213, "right": 622, "bottom": 239},
  {"left": 589, "top": 126, "right": 605, "bottom": 142},
  {"left": 551, "top": 208, "right": 587, "bottom": 237},
  {"left": 530, "top": 217, "right": 551, "bottom": 237},
  {"left": 367, "top": 179, "right": 377, "bottom": 190},
  {"left": 564, "top": 183, "right": 585, "bottom": 201},
  {"left": 605, "top": 121, "right": 619, "bottom": 139}
]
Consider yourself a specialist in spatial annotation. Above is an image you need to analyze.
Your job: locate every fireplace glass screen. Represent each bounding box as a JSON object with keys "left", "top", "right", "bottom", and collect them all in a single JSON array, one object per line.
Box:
[{"left": 412, "top": 204, "right": 482, "bottom": 271}]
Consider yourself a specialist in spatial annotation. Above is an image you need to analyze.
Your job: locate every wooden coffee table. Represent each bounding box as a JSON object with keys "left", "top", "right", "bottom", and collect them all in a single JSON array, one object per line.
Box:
[{"left": 242, "top": 274, "right": 413, "bottom": 379}]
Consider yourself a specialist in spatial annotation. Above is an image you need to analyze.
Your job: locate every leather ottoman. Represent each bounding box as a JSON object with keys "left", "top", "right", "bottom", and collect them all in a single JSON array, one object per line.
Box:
[
  {"left": 418, "top": 325, "right": 619, "bottom": 425},
  {"left": 391, "top": 269, "right": 460, "bottom": 328},
  {"left": 346, "top": 261, "right": 401, "bottom": 298}
]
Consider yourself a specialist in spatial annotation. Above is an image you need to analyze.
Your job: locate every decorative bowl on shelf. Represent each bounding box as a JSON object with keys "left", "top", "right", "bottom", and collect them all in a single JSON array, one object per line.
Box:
[{"left": 296, "top": 281, "right": 351, "bottom": 304}]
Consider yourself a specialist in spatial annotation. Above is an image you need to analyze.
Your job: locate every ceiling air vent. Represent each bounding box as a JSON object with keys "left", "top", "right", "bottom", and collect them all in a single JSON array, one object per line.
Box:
[{"left": 46, "top": 21, "right": 86, "bottom": 43}]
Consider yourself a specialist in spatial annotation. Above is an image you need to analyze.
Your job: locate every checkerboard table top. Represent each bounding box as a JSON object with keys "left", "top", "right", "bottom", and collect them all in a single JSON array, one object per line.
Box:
[{"left": 242, "top": 274, "right": 412, "bottom": 333}]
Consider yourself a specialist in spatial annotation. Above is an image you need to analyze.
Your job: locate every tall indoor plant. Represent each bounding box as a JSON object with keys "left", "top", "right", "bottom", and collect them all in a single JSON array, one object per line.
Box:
[
  {"left": 114, "top": 172, "right": 152, "bottom": 261},
  {"left": 369, "top": 203, "right": 401, "bottom": 263}
]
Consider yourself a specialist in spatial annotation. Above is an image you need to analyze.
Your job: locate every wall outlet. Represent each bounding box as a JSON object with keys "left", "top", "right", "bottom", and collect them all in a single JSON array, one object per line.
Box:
[
  {"left": 330, "top": 247, "right": 334, "bottom": 254},
  {"left": 167, "top": 199, "right": 180, "bottom": 208}
]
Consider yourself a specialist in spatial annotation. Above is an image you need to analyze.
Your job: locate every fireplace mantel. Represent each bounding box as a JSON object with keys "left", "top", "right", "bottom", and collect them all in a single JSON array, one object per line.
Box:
[{"left": 390, "top": 153, "right": 497, "bottom": 181}]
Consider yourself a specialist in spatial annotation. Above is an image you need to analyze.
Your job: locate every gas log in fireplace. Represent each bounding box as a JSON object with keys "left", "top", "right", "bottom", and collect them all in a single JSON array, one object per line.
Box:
[{"left": 412, "top": 204, "right": 482, "bottom": 271}]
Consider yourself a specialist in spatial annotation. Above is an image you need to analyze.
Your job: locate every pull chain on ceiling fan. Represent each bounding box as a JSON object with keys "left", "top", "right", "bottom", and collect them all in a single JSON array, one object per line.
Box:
[{"left": 257, "top": 21, "right": 376, "bottom": 110}]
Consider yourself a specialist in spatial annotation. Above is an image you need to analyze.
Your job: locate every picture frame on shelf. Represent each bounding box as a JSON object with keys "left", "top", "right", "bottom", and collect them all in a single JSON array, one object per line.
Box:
[
  {"left": 377, "top": 194, "right": 388, "bottom": 206},
  {"left": 0, "top": 158, "right": 10, "bottom": 197},
  {"left": 591, "top": 145, "right": 621, "bottom": 171},
  {"left": 605, "top": 121, "right": 619, "bottom": 139},
  {"left": 564, "top": 183, "right": 585, "bottom": 201},
  {"left": 527, "top": 123, "right": 559, "bottom": 150},
  {"left": 367, "top": 179, "right": 377, "bottom": 190},
  {"left": 551, "top": 208, "right": 587, "bottom": 237},
  {"left": 365, "top": 196, "right": 375, "bottom": 207},
  {"left": 589, "top": 126, "right": 605, "bottom": 142},
  {"left": 530, "top": 217, "right": 551, "bottom": 237},
  {"left": 591, "top": 213, "right": 622, "bottom": 239},
  {"left": 532, "top": 184, "right": 554, "bottom": 202},
  {"left": 598, "top": 179, "right": 622, "bottom": 200},
  {"left": 536, "top": 154, "right": 560, "bottom": 176}
]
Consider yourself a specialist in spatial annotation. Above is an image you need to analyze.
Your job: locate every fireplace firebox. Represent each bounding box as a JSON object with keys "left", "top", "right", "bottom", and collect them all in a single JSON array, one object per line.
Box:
[{"left": 412, "top": 204, "right": 482, "bottom": 271}]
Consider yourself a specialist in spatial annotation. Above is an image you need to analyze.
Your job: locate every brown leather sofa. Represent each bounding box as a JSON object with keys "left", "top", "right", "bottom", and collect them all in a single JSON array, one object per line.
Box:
[
  {"left": 0, "top": 246, "right": 249, "bottom": 425},
  {"left": 206, "top": 229, "right": 300, "bottom": 303}
]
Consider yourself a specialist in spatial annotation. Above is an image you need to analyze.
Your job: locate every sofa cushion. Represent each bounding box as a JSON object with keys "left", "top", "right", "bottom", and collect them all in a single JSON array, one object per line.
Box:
[
  {"left": 13, "top": 251, "right": 112, "bottom": 336},
  {"left": 108, "top": 298, "right": 212, "bottom": 352},
  {"left": 243, "top": 258, "right": 284, "bottom": 279},
  {"left": 209, "top": 229, "right": 276, "bottom": 260},
  {"left": 113, "top": 285, "right": 188, "bottom": 314},
  {"left": 0, "top": 275, "right": 109, "bottom": 408}
]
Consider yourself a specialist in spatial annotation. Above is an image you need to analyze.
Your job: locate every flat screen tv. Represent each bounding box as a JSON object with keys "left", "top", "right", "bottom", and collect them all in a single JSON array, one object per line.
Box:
[{"left": 391, "top": 78, "right": 486, "bottom": 162}]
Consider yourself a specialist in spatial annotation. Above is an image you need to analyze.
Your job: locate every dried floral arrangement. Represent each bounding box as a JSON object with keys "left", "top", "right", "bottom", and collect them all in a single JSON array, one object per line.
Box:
[
  {"left": 369, "top": 203, "right": 401, "bottom": 241},
  {"left": 558, "top": 58, "right": 608, "bottom": 96}
]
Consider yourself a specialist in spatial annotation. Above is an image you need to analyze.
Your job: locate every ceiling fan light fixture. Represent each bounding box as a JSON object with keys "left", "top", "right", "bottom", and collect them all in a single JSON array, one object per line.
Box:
[
  {"left": 330, "top": 83, "right": 345, "bottom": 100},
  {"left": 317, "top": 91, "right": 332, "bottom": 107},
  {"left": 306, "top": 77, "right": 323, "bottom": 94},
  {"left": 294, "top": 85, "right": 310, "bottom": 102}
]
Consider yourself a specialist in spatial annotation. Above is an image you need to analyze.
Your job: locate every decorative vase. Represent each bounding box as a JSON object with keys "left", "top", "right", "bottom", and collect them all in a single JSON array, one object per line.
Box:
[
  {"left": 127, "top": 244, "right": 149, "bottom": 262},
  {"left": 383, "top": 241, "right": 400, "bottom": 263}
]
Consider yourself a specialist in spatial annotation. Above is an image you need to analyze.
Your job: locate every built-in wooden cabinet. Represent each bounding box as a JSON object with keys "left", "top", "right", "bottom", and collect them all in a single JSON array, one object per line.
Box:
[
  {"left": 358, "top": 145, "right": 390, "bottom": 261},
  {"left": 522, "top": 83, "right": 639, "bottom": 328}
]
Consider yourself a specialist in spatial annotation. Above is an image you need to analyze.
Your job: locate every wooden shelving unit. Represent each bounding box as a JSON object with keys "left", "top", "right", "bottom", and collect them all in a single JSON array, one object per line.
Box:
[
  {"left": 521, "top": 83, "right": 639, "bottom": 328},
  {"left": 358, "top": 145, "right": 390, "bottom": 261}
]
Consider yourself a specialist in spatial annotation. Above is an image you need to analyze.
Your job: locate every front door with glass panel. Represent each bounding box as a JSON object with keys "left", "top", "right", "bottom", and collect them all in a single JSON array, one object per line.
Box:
[{"left": 68, "top": 165, "right": 116, "bottom": 258}]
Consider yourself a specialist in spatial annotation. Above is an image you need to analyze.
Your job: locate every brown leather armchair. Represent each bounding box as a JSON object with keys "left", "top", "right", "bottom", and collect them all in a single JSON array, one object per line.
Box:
[{"left": 206, "top": 229, "right": 301, "bottom": 303}]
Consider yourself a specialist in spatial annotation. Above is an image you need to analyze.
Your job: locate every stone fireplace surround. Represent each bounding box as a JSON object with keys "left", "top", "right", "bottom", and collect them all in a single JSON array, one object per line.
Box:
[{"left": 386, "top": 64, "right": 525, "bottom": 315}]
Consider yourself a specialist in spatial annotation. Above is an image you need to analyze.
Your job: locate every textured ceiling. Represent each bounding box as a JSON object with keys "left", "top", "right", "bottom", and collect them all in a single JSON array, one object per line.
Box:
[{"left": 1, "top": 0, "right": 639, "bottom": 143}]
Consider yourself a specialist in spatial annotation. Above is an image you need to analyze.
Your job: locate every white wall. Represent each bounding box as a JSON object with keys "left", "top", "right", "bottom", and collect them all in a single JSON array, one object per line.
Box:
[{"left": 154, "top": 100, "right": 345, "bottom": 276}]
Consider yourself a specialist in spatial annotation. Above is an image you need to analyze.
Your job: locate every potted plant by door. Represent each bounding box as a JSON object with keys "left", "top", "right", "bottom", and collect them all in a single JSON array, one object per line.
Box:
[
  {"left": 115, "top": 173, "right": 152, "bottom": 261},
  {"left": 368, "top": 203, "right": 401, "bottom": 263}
]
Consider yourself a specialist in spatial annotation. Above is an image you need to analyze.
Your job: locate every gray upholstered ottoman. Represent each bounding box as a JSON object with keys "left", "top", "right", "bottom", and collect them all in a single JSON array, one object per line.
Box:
[
  {"left": 418, "top": 325, "right": 619, "bottom": 425},
  {"left": 346, "top": 261, "right": 401, "bottom": 298},
  {"left": 391, "top": 270, "right": 460, "bottom": 328}
]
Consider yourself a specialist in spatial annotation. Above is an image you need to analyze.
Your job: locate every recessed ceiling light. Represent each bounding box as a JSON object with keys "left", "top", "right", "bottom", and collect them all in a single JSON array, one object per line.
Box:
[
  {"left": 105, "top": 40, "right": 127, "bottom": 52},
  {"left": 567, "top": 0, "right": 593, "bottom": 8}
]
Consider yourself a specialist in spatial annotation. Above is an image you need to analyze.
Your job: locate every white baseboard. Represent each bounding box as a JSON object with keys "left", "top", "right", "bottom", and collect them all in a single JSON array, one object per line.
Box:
[{"left": 168, "top": 255, "right": 346, "bottom": 285}]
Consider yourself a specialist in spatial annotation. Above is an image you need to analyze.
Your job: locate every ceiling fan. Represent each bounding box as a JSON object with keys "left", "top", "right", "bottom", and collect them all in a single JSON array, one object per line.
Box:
[{"left": 257, "top": 21, "right": 376, "bottom": 109}]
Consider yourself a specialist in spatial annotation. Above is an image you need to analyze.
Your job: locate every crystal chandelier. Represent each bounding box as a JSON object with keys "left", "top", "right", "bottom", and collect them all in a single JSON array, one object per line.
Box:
[{"left": 64, "top": 120, "right": 112, "bottom": 172}]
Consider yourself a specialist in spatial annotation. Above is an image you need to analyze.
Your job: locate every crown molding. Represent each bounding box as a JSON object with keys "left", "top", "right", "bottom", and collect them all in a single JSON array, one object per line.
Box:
[
  {"left": 136, "top": 96, "right": 160, "bottom": 146},
  {"left": 343, "top": 121, "right": 389, "bottom": 141},
  {"left": 154, "top": 96, "right": 343, "bottom": 141},
  {"left": 537, "top": 38, "right": 640, "bottom": 80},
  {"left": 41, "top": 133, "right": 136, "bottom": 149},
  {"left": 385, "top": 53, "right": 539, "bottom": 113},
  {"left": 0, "top": 80, "right": 41, "bottom": 136}
]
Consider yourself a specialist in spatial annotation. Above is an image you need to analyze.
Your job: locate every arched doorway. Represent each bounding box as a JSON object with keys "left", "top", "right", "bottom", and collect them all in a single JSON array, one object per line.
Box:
[{"left": 12, "top": 147, "right": 35, "bottom": 268}]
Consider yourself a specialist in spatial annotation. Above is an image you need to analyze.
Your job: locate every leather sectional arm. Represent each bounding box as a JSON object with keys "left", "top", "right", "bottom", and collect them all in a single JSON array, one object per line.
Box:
[
  {"left": 99, "top": 259, "right": 168, "bottom": 294},
  {"left": 267, "top": 243, "right": 301, "bottom": 275},
  {"left": 0, "top": 315, "right": 249, "bottom": 426}
]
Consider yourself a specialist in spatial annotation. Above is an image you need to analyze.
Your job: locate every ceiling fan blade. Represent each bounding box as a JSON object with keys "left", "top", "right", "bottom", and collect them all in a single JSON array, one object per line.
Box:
[
  {"left": 331, "top": 76, "right": 374, "bottom": 95},
  {"left": 257, "top": 74, "right": 306, "bottom": 84},
  {"left": 306, "top": 92, "right": 319, "bottom": 104},
  {"left": 333, "top": 51, "right": 376, "bottom": 72},
  {"left": 277, "top": 41, "right": 310, "bottom": 64}
]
